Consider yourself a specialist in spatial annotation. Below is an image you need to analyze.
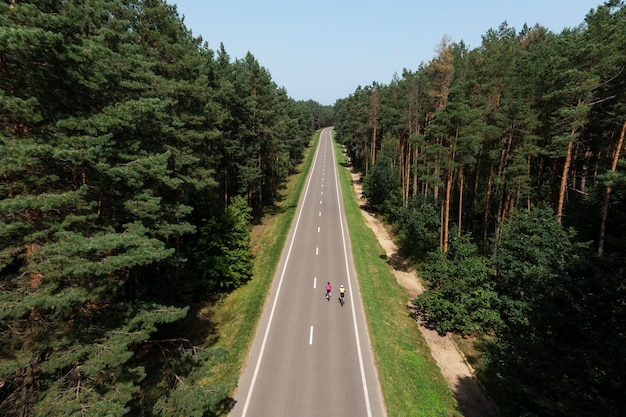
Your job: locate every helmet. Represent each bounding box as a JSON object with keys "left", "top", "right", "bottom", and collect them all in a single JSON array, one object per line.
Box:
[
  {"left": 340, "top": 284, "right": 344, "bottom": 288},
  {"left": 327, "top": 282, "right": 330, "bottom": 285}
]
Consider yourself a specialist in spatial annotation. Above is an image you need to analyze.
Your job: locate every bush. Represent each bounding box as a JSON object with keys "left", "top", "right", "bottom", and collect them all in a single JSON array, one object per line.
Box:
[
  {"left": 362, "top": 154, "right": 401, "bottom": 213},
  {"left": 394, "top": 194, "right": 440, "bottom": 259},
  {"left": 414, "top": 233, "right": 502, "bottom": 335}
]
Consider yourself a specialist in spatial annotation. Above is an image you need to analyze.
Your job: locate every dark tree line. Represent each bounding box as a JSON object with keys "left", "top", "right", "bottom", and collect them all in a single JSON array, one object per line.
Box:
[
  {"left": 334, "top": 1, "right": 626, "bottom": 416},
  {"left": 0, "top": 1, "right": 331, "bottom": 415}
]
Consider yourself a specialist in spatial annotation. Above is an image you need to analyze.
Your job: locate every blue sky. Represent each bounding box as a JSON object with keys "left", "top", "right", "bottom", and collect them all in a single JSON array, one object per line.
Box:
[{"left": 171, "top": 0, "right": 602, "bottom": 105}]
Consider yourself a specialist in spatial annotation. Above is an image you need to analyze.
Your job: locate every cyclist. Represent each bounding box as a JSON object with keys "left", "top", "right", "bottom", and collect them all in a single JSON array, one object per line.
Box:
[
  {"left": 325, "top": 282, "right": 332, "bottom": 300},
  {"left": 339, "top": 285, "right": 346, "bottom": 304}
]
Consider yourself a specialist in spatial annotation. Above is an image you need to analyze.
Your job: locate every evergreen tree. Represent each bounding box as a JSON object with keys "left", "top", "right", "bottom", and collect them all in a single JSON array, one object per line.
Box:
[{"left": 194, "top": 196, "right": 253, "bottom": 293}]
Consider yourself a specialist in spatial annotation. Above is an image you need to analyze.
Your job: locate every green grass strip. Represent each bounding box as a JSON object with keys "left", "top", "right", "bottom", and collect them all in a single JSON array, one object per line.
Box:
[{"left": 333, "top": 138, "right": 460, "bottom": 417}]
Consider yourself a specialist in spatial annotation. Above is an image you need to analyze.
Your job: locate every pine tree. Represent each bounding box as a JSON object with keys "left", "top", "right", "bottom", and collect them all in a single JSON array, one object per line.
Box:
[{"left": 0, "top": 1, "right": 221, "bottom": 414}]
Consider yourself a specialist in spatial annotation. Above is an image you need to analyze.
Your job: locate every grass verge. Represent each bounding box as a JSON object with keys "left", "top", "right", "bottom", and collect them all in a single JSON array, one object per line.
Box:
[{"left": 333, "top": 138, "right": 460, "bottom": 417}]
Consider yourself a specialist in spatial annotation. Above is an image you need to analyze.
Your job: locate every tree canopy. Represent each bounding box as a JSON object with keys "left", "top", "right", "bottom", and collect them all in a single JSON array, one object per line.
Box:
[{"left": 334, "top": 2, "right": 626, "bottom": 415}]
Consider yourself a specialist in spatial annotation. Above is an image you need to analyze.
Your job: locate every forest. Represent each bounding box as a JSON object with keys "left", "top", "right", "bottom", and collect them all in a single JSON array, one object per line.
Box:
[
  {"left": 0, "top": 1, "right": 333, "bottom": 415},
  {"left": 334, "top": 1, "right": 625, "bottom": 416}
]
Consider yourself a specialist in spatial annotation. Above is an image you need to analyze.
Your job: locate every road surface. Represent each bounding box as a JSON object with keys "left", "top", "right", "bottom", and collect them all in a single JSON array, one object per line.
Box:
[{"left": 229, "top": 127, "right": 387, "bottom": 417}]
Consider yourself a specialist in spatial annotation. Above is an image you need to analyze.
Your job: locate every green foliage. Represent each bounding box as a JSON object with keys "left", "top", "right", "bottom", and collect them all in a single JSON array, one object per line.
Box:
[
  {"left": 151, "top": 347, "right": 232, "bottom": 417},
  {"left": 20, "top": 303, "right": 187, "bottom": 417},
  {"left": 488, "top": 252, "right": 626, "bottom": 417},
  {"left": 333, "top": 85, "right": 371, "bottom": 171},
  {"left": 362, "top": 154, "right": 401, "bottom": 212},
  {"left": 393, "top": 194, "right": 440, "bottom": 259},
  {"left": 414, "top": 233, "right": 502, "bottom": 335},
  {"left": 493, "top": 206, "right": 584, "bottom": 329},
  {"left": 195, "top": 197, "right": 253, "bottom": 293}
]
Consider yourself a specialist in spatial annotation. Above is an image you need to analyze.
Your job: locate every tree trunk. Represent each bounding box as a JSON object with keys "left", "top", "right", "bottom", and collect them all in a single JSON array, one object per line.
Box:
[
  {"left": 494, "top": 132, "right": 512, "bottom": 238},
  {"left": 400, "top": 138, "right": 408, "bottom": 207},
  {"left": 504, "top": 190, "right": 515, "bottom": 219},
  {"left": 471, "top": 148, "right": 482, "bottom": 222},
  {"left": 439, "top": 199, "right": 445, "bottom": 252},
  {"left": 443, "top": 167, "right": 453, "bottom": 252},
  {"left": 412, "top": 144, "right": 419, "bottom": 199},
  {"left": 458, "top": 168, "right": 464, "bottom": 237},
  {"left": 557, "top": 97, "right": 587, "bottom": 223},
  {"left": 580, "top": 147, "right": 592, "bottom": 193},
  {"left": 483, "top": 168, "right": 493, "bottom": 250},
  {"left": 433, "top": 139, "right": 441, "bottom": 201},
  {"left": 598, "top": 120, "right": 626, "bottom": 256},
  {"left": 368, "top": 89, "right": 379, "bottom": 168},
  {"left": 370, "top": 124, "right": 377, "bottom": 167},
  {"left": 556, "top": 127, "right": 576, "bottom": 223},
  {"left": 406, "top": 141, "right": 411, "bottom": 207},
  {"left": 442, "top": 134, "right": 457, "bottom": 251}
]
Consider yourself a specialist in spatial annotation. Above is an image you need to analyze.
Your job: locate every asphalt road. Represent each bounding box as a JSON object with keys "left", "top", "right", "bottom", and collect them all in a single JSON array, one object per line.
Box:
[{"left": 229, "top": 127, "right": 387, "bottom": 417}]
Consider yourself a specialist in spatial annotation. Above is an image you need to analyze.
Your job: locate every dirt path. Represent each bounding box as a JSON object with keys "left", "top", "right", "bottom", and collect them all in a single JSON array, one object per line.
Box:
[{"left": 349, "top": 169, "right": 498, "bottom": 417}]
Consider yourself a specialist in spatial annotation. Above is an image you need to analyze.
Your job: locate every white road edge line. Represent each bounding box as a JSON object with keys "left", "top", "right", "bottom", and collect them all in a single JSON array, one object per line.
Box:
[
  {"left": 332, "top": 130, "right": 374, "bottom": 417},
  {"left": 309, "top": 326, "right": 314, "bottom": 345},
  {"left": 239, "top": 128, "right": 324, "bottom": 417}
]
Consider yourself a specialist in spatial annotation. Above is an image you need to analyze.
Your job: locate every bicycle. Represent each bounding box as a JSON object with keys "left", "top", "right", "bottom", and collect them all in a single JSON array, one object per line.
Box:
[{"left": 339, "top": 285, "right": 345, "bottom": 306}]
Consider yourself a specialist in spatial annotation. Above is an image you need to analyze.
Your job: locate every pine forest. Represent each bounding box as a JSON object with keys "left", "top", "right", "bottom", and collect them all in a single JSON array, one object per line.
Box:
[
  {"left": 334, "top": 1, "right": 626, "bottom": 416},
  {"left": 2, "top": 0, "right": 626, "bottom": 416}
]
